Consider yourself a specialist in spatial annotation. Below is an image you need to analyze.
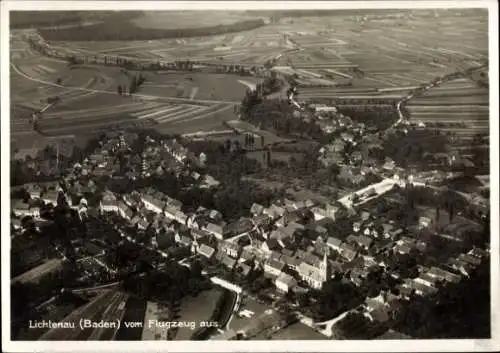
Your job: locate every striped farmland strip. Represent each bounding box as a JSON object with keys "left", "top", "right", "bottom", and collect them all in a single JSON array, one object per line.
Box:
[
  {"left": 409, "top": 96, "right": 489, "bottom": 105},
  {"left": 45, "top": 102, "right": 161, "bottom": 118},
  {"left": 40, "top": 114, "right": 137, "bottom": 129},
  {"left": 39, "top": 117, "right": 138, "bottom": 135},
  {"left": 37, "top": 64, "right": 57, "bottom": 74},
  {"left": 133, "top": 105, "right": 196, "bottom": 120},
  {"left": 407, "top": 105, "right": 489, "bottom": 111},
  {"left": 171, "top": 104, "right": 234, "bottom": 125},
  {"left": 154, "top": 106, "right": 207, "bottom": 124}
]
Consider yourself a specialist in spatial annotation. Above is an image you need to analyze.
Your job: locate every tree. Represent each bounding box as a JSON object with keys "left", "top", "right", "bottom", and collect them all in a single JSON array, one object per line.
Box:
[
  {"left": 117, "top": 85, "right": 123, "bottom": 96},
  {"left": 129, "top": 76, "right": 138, "bottom": 94},
  {"left": 137, "top": 74, "right": 146, "bottom": 86},
  {"left": 67, "top": 55, "right": 78, "bottom": 65}
]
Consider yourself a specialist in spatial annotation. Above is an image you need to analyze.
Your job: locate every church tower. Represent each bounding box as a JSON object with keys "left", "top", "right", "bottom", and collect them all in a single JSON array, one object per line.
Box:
[{"left": 319, "top": 248, "right": 329, "bottom": 282}]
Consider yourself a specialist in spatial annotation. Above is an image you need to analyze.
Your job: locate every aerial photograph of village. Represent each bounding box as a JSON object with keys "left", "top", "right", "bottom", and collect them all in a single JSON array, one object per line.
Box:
[{"left": 6, "top": 7, "right": 492, "bottom": 343}]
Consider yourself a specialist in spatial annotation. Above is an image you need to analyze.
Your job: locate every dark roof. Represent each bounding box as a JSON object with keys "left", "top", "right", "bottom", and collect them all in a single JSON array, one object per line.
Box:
[
  {"left": 221, "top": 254, "right": 237, "bottom": 269},
  {"left": 265, "top": 258, "right": 285, "bottom": 271},
  {"left": 264, "top": 238, "right": 281, "bottom": 251},
  {"left": 237, "top": 263, "right": 252, "bottom": 276},
  {"left": 327, "top": 236, "right": 343, "bottom": 248},
  {"left": 356, "top": 235, "right": 373, "bottom": 248}
]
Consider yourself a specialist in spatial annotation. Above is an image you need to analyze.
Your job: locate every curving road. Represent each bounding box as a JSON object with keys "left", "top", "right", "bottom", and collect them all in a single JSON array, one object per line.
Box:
[{"left": 391, "top": 64, "right": 488, "bottom": 129}]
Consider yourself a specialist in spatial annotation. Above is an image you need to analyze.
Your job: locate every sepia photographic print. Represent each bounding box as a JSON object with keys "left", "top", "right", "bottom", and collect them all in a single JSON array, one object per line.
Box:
[{"left": 1, "top": 1, "right": 498, "bottom": 352}]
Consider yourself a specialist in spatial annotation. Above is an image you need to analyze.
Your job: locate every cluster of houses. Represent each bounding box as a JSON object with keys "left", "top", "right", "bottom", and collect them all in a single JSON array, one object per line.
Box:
[
  {"left": 298, "top": 103, "right": 369, "bottom": 137},
  {"left": 10, "top": 127, "right": 490, "bottom": 330},
  {"left": 396, "top": 247, "right": 488, "bottom": 299},
  {"left": 10, "top": 131, "right": 220, "bottom": 236},
  {"left": 11, "top": 181, "right": 80, "bottom": 220},
  {"left": 61, "top": 165, "right": 488, "bottom": 304}
]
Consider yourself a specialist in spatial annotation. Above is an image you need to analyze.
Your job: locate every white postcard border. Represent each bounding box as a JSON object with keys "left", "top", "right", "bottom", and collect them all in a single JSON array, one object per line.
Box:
[{"left": 1, "top": 1, "right": 498, "bottom": 352}]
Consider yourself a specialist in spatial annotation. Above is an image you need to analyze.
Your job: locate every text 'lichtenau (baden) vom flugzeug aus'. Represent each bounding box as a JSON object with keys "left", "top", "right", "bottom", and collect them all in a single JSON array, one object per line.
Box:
[{"left": 28, "top": 319, "right": 219, "bottom": 330}]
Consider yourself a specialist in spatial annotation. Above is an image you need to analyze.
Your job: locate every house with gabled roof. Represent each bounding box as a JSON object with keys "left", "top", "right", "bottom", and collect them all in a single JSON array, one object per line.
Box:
[
  {"left": 12, "top": 199, "right": 40, "bottom": 218},
  {"left": 178, "top": 235, "right": 193, "bottom": 248},
  {"left": 394, "top": 242, "right": 413, "bottom": 255},
  {"left": 311, "top": 207, "right": 328, "bottom": 221},
  {"left": 282, "top": 255, "right": 301, "bottom": 271},
  {"left": 236, "top": 262, "right": 252, "bottom": 278},
  {"left": 406, "top": 278, "right": 438, "bottom": 297},
  {"left": 141, "top": 194, "right": 165, "bottom": 214},
  {"left": 458, "top": 253, "right": 481, "bottom": 266},
  {"left": 208, "top": 209, "right": 223, "bottom": 223},
  {"left": 100, "top": 197, "right": 118, "bottom": 213},
  {"left": 206, "top": 222, "right": 225, "bottom": 240},
  {"left": 250, "top": 203, "right": 265, "bottom": 216},
  {"left": 264, "top": 258, "right": 285, "bottom": 278},
  {"left": 302, "top": 252, "right": 322, "bottom": 268},
  {"left": 198, "top": 244, "right": 216, "bottom": 259},
  {"left": 123, "top": 194, "right": 139, "bottom": 208},
  {"left": 426, "top": 267, "right": 461, "bottom": 284},
  {"left": 220, "top": 241, "right": 240, "bottom": 259},
  {"left": 345, "top": 234, "right": 359, "bottom": 246},
  {"left": 262, "top": 238, "right": 281, "bottom": 253},
  {"left": 174, "top": 210, "right": 188, "bottom": 225},
  {"left": 327, "top": 237, "right": 343, "bottom": 252},
  {"left": 25, "top": 183, "right": 43, "bottom": 199},
  {"left": 446, "top": 257, "right": 474, "bottom": 277},
  {"left": 42, "top": 190, "right": 60, "bottom": 206},
  {"left": 263, "top": 204, "right": 286, "bottom": 219},
  {"left": 355, "top": 234, "right": 373, "bottom": 250},
  {"left": 191, "top": 228, "right": 211, "bottom": 240},
  {"left": 340, "top": 243, "right": 358, "bottom": 261},
  {"left": 221, "top": 254, "right": 237, "bottom": 270},
  {"left": 239, "top": 248, "right": 256, "bottom": 264},
  {"left": 252, "top": 214, "right": 272, "bottom": 228},
  {"left": 275, "top": 273, "right": 297, "bottom": 293},
  {"left": 278, "top": 236, "right": 295, "bottom": 250},
  {"left": 117, "top": 201, "right": 134, "bottom": 220},
  {"left": 163, "top": 205, "right": 178, "bottom": 220},
  {"left": 166, "top": 196, "right": 182, "bottom": 210}
]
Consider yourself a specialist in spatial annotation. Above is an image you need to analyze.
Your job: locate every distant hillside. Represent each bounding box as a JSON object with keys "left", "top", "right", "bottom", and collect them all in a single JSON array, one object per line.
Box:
[
  {"left": 247, "top": 9, "right": 406, "bottom": 19},
  {"left": 10, "top": 11, "right": 143, "bottom": 29},
  {"left": 10, "top": 11, "right": 84, "bottom": 29},
  {"left": 38, "top": 17, "right": 266, "bottom": 41}
]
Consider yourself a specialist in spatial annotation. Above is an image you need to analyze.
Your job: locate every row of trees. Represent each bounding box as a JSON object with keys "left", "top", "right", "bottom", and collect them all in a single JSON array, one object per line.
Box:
[
  {"left": 240, "top": 97, "right": 330, "bottom": 143},
  {"left": 191, "top": 289, "right": 236, "bottom": 340},
  {"left": 336, "top": 104, "right": 400, "bottom": 131},
  {"left": 117, "top": 73, "right": 146, "bottom": 96},
  {"left": 11, "top": 262, "right": 82, "bottom": 339},
  {"left": 382, "top": 129, "right": 450, "bottom": 167},
  {"left": 307, "top": 277, "right": 366, "bottom": 322},
  {"left": 121, "top": 262, "right": 211, "bottom": 304}
]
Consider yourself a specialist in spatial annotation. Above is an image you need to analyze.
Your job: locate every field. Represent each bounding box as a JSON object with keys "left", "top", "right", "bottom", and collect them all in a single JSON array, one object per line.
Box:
[
  {"left": 139, "top": 71, "right": 254, "bottom": 101},
  {"left": 10, "top": 45, "right": 245, "bottom": 142},
  {"left": 228, "top": 295, "right": 272, "bottom": 333},
  {"left": 173, "top": 288, "right": 223, "bottom": 340},
  {"left": 10, "top": 9, "right": 489, "bottom": 151},
  {"left": 406, "top": 76, "right": 489, "bottom": 157},
  {"left": 54, "top": 10, "right": 487, "bottom": 92}
]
